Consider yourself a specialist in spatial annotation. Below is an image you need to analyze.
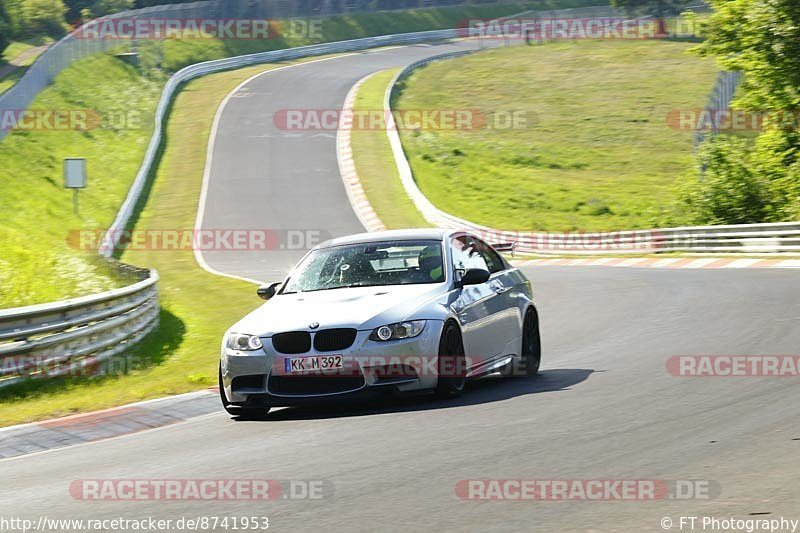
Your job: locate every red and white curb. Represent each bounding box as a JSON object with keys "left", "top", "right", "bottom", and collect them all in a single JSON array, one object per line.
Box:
[
  {"left": 337, "top": 72, "right": 386, "bottom": 233},
  {"left": 336, "top": 76, "right": 800, "bottom": 271},
  {"left": 512, "top": 257, "right": 800, "bottom": 269},
  {"left": 0, "top": 389, "right": 220, "bottom": 460}
]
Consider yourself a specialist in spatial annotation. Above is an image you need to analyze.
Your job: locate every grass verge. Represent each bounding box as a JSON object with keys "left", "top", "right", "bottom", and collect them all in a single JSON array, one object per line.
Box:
[
  {"left": 0, "top": 61, "right": 306, "bottom": 425},
  {"left": 0, "top": 54, "right": 164, "bottom": 307},
  {"left": 0, "top": 2, "right": 614, "bottom": 424},
  {"left": 393, "top": 39, "right": 718, "bottom": 231},
  {"left": 0, "top": 40, "right": 50, "bottom": 94},
  {"left": 0, "top": 1, "right": 567, "bottom": 309},
  {"left": 350, "top": 69, "right": 430, "bottom": 229}
]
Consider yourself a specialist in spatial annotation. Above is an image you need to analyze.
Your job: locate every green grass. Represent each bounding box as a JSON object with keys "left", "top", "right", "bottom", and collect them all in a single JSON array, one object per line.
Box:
[
  {"left": 350, "top": 69, "right": 430, "bottom": 229},
  {"left": 0, "top": 1, "right": 612, "bottom": 423},
  {"left": 1, "top": 41, "right": 44, "bottom": 65},
  {"left": 0, "top": 40, "right": 50, "bottom": 94},
  {"left": 394, "top": 40, "right": 718, "bottom": 231},
  {"left": 0, "top": 62, "right": 289, "bottom": 425},
  {"left": 0, "top": 1, "right": 566, "bottom": 309},
  {"left": 139, "top": 1, "right": 597, "bottom": 72},
  {"left": 0, "top": 54, "right": 164, "bottom": 307},
  {"left": 0, "top": 66, "right": 25, "bottom": 95}
]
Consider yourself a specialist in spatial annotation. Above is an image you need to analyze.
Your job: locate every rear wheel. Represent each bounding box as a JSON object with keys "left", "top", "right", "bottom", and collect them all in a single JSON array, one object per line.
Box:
[
  {"left": 435, "top": 321, "right": 466, "bottom": 397},
  {"left": 503, "top": 307, "right": 541, "bottom": 377},
  {"left": 218, "top": 364, "right": 270, "bottom": 418},
  {"left": 519, "top": 307, "right": 541, "bottom": 376}
]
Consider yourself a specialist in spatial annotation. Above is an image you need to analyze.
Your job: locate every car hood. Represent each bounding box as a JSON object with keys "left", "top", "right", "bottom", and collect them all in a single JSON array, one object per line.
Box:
[{"left": 230, "top": 284, "right": 448, "bottom": 337}]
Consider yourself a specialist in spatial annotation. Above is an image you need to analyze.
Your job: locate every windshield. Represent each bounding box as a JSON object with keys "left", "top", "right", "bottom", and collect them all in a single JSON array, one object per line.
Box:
[{"left": 283, "top": 239, "right": 445, "bottom": 293}]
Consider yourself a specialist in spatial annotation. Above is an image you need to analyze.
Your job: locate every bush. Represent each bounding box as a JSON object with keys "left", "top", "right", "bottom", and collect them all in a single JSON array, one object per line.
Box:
[
  {"left": 0, "top": 1, "right": 10, "bottom": 53},
  {"left": 679, "top": 136, "right": 769, "bottom": 225},
  {"left": 20, "top": 0, "right": 67, "bottom": 38},
  {"left": 750, "top": 129, "right": 800, "bottom": 221}
]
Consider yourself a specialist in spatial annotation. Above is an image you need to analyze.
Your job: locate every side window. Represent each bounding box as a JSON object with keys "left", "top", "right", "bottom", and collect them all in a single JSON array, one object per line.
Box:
[
  {"left": 450, "top": 236, "right": 489, "bottom": 272},
  {"left": 474, "top": 238, "right": 506, "bottom": 274}
]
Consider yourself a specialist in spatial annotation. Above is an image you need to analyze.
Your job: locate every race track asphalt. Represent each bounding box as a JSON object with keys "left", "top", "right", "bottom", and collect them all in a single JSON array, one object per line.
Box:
[{"left": 3, "top": 41, "right": 799, "bottom": 533}]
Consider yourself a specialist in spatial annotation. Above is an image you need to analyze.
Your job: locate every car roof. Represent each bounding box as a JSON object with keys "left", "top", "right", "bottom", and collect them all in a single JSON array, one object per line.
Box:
[{"left": 316, "top": 228, "right": 454, "bottom": 249}]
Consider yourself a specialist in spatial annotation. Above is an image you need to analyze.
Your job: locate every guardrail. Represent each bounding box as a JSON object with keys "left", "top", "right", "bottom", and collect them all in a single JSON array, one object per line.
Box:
[
  {"left": 470, "top": 223, "right": 800, "bottom": 255},
  {"left": 694, "top": 70, "right": 743, "bottom": 146},
  {"left": 0, "top": 264, "right": 159, "bottom": 389},
  {"left": 98, "top": 28, "right": 469, "bottom": 255},
  {"left": 385, "top": 50, "right": 800, "bottom": 255},
  {"left": 1, "top": 5, "right": 612, "bottom": 391},
  {"left": 101, "top": 3, "right": 626, "bottom": 254},
  {"left": 1, "top": 0, "right": 534, "bottom": 141}
]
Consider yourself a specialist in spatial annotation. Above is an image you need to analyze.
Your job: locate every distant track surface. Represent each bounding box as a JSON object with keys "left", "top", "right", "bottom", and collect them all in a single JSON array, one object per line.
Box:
[{"left": 3, "top": 41, "right": 799, "bottom": 532}]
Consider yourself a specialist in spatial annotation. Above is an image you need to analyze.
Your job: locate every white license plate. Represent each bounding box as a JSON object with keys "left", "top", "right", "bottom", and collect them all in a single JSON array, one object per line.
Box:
[{"left": 285, "top": 355, "right": 344, "bottom": 373}]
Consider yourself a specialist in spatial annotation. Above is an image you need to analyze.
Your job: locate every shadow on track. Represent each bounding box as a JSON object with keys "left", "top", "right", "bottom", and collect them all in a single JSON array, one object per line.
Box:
[{"left": 233, "top": 368, "right": 595, "bottom": 422}]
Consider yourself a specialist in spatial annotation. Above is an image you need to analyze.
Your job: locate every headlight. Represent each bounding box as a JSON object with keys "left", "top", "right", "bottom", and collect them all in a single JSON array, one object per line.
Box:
[
  {"left": 226, "top": 332, "right": 263, "bottom": 351},
  {"left": 369, "top": 320, "right": 426, "bottom": 341}
]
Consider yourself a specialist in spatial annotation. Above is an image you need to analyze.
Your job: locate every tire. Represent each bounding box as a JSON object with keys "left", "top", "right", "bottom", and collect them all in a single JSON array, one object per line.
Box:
[
  {"left": 518, "top": 307, "right": 541, "bottom": 377},
  {"left": 219, "top": 364, "right": 271, "bottom": 418},
  {"left": 435, "top": 321, "right": 467, "bottom": 397},
  {"left": 501, "top": 307, "right": 541, "bottom": 378}
]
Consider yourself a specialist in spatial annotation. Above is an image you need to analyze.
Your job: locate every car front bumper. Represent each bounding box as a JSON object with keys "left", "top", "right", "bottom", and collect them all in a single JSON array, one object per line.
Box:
[{"left": 220, "top": 320, "right": 444, "bottom": 407}]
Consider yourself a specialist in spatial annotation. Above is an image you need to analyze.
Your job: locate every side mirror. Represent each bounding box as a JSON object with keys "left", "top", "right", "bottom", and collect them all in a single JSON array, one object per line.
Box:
[
  {"left": 257, "top": 282, "right": 281, "bottom": 300},
  {"left": 459, "top": 268, "right": 490, "bottom": 287}
]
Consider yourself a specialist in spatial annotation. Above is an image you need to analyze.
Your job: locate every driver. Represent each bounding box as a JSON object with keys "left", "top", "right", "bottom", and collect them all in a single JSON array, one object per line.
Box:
[{"left": 417, "top": 245, "right": 444, "bottom": 282}]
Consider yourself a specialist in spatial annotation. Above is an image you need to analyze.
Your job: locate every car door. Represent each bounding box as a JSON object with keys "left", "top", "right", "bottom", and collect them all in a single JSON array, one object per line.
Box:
[
  {"left": 473, "top": 237, "right": 524, "bottom": 357},
  {"left": 448, "top": 235, "right": 510, "bottom": 374}
]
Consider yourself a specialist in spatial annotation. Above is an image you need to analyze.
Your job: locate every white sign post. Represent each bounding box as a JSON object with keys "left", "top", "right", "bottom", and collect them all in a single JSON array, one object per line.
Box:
[{"left": 64, "top": 158, "right": 87, "bottom": 216}]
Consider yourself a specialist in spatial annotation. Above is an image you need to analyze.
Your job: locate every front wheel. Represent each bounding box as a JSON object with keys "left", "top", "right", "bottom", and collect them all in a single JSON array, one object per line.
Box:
[
  {"left": 219, "top": 364, "right": 270, "bottom": 419},
  {"left": 435, "top": 321, "right": 466, "bottom": 397}
]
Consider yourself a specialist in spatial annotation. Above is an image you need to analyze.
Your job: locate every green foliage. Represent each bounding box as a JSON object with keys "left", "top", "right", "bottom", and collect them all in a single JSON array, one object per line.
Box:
[
  {"left": 0, "top": 54, "right": 162, "bottom": 307},
  {"left": 18, "top": 0, "right": 68, "bottom": 37},
  {"left": 64, "top": 0, "right": 132, "bottom": 21},
  {"left": 394, "top": 40, "right": 717, "bottom": 231},
  {"left": 2, "top": 2, "right": 542, "bottom": 308},
  {"left": 0, "top": 1, "right": 10, "bottom": 52},
  {"left": 681, "top": 0, "right": 800, "bottom": 225},
  {"left": 678, "top": 136, "right": 768, "bottom": 225},
  {"left": 696, "top": 0, "right": 800, "bottom": 114},
  {"left": 1, "top": 0, "right": 24, "bottom": 37},
  {"left": 750, "top": 129, "right": 800, "bottom": 220},
  {"left": 610, "top": 0, "right": 693, "bottom": 16}
]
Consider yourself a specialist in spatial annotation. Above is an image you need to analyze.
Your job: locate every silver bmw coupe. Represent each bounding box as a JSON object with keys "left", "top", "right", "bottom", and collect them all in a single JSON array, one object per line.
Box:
[{"left": 219, "top": 228, "right": 540, "bottom": 417}]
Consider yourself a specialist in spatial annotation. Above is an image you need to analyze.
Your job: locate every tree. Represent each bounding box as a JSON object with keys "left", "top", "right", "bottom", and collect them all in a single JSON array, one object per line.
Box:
[
  {"left": 20, "top": 0, "right": 68, "bottom": 37},
  {"left": 679, "top": 136, "right": 769, "bottom": 225},
  {"left": 610, "top": 0, "right": 694, "bottom": 18},
  {"left": 686, "top": 0, "right": 800, "bottom": 224},
  {"left": 2, "top": 0, "right": 24, "bottom": 37},
  {"left": 696, "top": 0, "right": 800, "bottom": 114},
  {"left": 90, "top": 0, "right": 133, "bottom": 17},
  {"left": 610, "top": 0, "right": 694, "bottom": 35},
  {"left": 63, "top": 1, "right": 94, "bottom": 23},
  {"left": 0, "top": 1, "right": 11, "bottom": 53},
  {"left": 64, "top": 0, "right": 131, "bottom": 23}
]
